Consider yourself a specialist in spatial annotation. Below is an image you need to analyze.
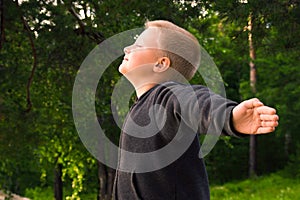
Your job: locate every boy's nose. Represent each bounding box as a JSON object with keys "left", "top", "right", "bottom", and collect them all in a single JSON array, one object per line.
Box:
[
  {"left": 124, "top": 45, "right": 132, "bottom": 54},
  {"left": 124, "top": 44, "right": 138, "bottom": 54},
  {"left": 124, "top": 46, "right": 129, "bottom": 54}
]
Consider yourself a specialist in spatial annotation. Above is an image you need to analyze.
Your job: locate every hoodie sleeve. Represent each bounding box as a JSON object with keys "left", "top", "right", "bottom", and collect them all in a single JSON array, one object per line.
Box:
[{"left": 160, "top": 82, "right": 247, "bottom": 138}]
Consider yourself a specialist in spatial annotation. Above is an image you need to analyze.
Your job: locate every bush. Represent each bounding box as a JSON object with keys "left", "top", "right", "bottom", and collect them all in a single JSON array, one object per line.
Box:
[
  {"left": 25, "top": 187, "right": 53, "bottom": 200},
  {"left": 284, "top": 145, "right": 300, "bottom": 179}
]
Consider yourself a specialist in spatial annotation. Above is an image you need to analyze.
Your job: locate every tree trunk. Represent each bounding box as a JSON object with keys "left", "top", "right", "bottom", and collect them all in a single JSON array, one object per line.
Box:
[
  {"left": 107, "top": 166, "right": 116, "bottom": 199},
  {"left": 0, "top": 0, "right": 4, "bottom": 50},
  {"left": 98, "top": 161, "right": 107, "bottom": 200},
  {"left": 98, "top": 161, "right": 116, "bottom": 200},
  {"left": 96, "top": 114, "right": 117, "bottom": 200},
  {"left": 284, "top": 132, "right": 291, "bottom": 159},
  {"left": 248, "top": 12, "right": 257, "bottom": 178},
  {"left": 249, "top": 135, "right": 257, "bottom": 177},
  {"left": 54, "top": 163, "right": 63, "bottom": 200}
]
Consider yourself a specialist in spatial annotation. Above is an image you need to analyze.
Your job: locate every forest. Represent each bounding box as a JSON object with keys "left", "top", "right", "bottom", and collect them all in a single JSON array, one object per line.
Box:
[{"left": 0, "top": 0, "right": 300, "bottom": 199}]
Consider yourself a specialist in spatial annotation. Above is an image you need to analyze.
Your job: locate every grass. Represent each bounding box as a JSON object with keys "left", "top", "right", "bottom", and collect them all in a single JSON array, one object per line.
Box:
[
  {"left": 25, "top": 187, "right": 97, "bottom": 200},
  {"left": 210, "top": 172, "right": 300, "bottom": 200},
  {"left": 24, "top": 171, "right": 300, "bottom": 200}
]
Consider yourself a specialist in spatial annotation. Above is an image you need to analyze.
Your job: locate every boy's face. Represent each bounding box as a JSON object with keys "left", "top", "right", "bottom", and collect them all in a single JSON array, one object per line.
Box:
[{"left": 119, "top": 28, "right": 160, "bottom": 75}]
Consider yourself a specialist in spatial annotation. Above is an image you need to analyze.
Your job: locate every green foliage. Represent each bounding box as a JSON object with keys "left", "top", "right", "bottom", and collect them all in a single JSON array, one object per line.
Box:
[
  {"left": 205, "top": 137, "right": 249, "bottom": 184},
  {"left": 25, "top": 187, "right": 53, "bottom": 200},
  {"left": 0, "top": 0, "right": 299, "bottom": 198},
  {"left": 283, "top": 144, "right": 300, "bottom": 179}
]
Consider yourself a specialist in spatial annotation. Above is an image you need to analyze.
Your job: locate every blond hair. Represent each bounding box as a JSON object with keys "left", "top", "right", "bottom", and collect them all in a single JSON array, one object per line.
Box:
[{"left": 145, "top": 20, "right": 201, "bottom": 80}]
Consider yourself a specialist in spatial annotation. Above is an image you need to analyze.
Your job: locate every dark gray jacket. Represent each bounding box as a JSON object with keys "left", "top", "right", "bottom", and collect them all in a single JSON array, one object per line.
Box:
[{"left": 113, "top": 82, "right": 241, "bottom": 200}]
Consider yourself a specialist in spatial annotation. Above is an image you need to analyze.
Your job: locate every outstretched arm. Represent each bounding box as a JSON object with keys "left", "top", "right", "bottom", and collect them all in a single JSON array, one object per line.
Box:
[{"left": 232, "top": 98, "right": 279, "bottom": 134}]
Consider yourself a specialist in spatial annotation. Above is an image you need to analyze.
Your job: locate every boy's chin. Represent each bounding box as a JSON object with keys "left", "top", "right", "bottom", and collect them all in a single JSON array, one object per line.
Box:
[{"left": 118, "top": 65, "right": 126, "bottom": 75}]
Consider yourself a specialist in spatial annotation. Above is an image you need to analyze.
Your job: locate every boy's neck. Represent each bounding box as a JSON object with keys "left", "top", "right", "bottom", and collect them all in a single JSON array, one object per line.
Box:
[{"left": 135, "top": 83, "right": 158, "bottom": 98}]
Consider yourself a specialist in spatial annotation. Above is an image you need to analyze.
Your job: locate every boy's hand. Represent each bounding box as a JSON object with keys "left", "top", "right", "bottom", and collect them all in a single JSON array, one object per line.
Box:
[{"left": 232, "top": 98, "right": 279, "bottom": 134}]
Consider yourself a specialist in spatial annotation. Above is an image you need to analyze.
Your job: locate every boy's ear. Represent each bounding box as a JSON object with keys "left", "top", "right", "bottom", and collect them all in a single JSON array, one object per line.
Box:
[{"left": 153, "top": 57, "right": 171, "bottom": 73}]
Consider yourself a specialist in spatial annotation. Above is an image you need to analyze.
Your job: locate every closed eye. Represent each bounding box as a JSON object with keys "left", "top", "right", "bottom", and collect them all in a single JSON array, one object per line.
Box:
[{"left": 134, "top": 44, "right": 143, "bottom": 48}]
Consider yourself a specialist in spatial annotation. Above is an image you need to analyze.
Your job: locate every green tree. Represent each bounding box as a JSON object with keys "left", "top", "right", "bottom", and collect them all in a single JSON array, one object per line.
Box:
[
  {"left": 209, "top": 0, "right": 300, "bottom": 177},
  {"left": 1, "top": 0, "right": 299, "bottom": 199}
]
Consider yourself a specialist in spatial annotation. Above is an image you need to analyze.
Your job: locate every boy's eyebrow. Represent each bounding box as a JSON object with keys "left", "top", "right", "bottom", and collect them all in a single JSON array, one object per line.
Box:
[{"left": 133, "top": 39, "right": 144, "bottom": 47}]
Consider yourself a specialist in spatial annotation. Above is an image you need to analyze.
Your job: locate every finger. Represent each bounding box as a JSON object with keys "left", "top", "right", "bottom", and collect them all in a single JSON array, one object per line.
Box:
[
  {"left": 252, "top": 98, "right": 264, "bottom": 107},
  {"left": 261, "top": 120, "right": 279, "bottom": 127},
  {"left": 260, "top": 114, "right": 279, "bottom": 121},
  {"left": 257, "top": 106, "right": 277, "bottom": 115},
  {"left": 243, "top": 98, "right": 264, "bottom": 109},
  {"left": 256, "top": 126, "right": 276, "bottom": 134}
]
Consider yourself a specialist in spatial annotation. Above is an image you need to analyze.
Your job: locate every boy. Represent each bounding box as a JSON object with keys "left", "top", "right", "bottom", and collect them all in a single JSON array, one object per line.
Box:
[{"left": 113, "top": 20, "right": 279, "bottom": 200}]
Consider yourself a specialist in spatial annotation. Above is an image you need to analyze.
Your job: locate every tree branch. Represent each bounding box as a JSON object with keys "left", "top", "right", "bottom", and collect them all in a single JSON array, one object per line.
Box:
[
  {"left": 0, "top": 0, "right": 4, "bottom": 49},
  {"left": 68, "top": 4, "right": 105, "bottom": 44},
  {"left": 16, "top": 1, "right": 37, "bottom": 113},
  {"left": 69, "top": 5, "right": 85, "bottom": 34}
]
